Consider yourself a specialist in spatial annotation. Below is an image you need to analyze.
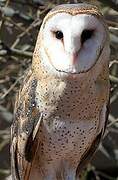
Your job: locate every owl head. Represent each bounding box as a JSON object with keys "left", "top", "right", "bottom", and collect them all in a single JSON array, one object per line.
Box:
[{"left": 33, "top": 4, "right": 110, "bottom": 78}]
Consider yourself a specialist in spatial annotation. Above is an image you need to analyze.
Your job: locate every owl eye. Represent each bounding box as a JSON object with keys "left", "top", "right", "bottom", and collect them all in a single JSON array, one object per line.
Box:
[
  {"left": 81, "top": 29, "right": 94, "bottom": 44},
  {"left": 55, "top": 31, "right": 63, "bottom": 40}
]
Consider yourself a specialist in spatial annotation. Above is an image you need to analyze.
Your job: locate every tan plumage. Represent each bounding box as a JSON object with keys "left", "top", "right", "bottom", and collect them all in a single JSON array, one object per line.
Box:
[{"left": 11, "top": 3, "right": 110, "bottom": 180}]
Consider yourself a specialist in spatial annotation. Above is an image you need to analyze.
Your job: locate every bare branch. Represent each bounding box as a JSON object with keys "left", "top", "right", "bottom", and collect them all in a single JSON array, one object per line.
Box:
[{"left": 97, "top": 0, "right": 118, "bottom": 11}]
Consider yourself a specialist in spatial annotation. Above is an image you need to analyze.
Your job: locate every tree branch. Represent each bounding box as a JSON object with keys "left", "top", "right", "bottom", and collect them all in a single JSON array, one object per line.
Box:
[{"left": 97, "top": 0, "right": 118, "bottom": 11}]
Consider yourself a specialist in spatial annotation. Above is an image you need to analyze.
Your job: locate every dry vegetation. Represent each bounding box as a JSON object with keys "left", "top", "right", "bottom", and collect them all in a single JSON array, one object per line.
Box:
[{"left": 0, "top": 0, "right": 118, "bottom": 180}]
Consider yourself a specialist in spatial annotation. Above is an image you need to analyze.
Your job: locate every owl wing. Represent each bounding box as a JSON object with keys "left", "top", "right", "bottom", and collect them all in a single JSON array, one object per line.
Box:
[
  {"left": 11, "top": 69, "right": 42, "bottom": 180},
  {"left": 76, "top": 102, "right": 109, "bottom": 176}
]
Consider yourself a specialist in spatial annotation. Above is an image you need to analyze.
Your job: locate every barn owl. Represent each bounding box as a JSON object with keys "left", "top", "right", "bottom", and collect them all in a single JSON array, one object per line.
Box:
[{"left": 11, "top": 3, "right": 110, "bottom": 180}]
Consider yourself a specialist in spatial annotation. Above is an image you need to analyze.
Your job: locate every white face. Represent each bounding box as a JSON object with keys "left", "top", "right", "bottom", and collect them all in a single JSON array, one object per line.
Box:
[{"left": 40, "top": 13, "right": 106, "bottom": 74}]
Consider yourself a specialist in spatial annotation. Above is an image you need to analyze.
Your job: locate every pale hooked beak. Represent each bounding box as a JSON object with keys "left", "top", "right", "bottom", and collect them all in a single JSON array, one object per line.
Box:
[{"left": 71, "top": 51, "right": 78, "bottom": 65}]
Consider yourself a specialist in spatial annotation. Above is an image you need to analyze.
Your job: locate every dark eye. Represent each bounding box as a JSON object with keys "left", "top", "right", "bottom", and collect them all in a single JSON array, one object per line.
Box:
[
  {"left": 81, "top": 29, "right": 94, "bottom": 44},
  {"left": 55, "top": 31, "right": 63, "bottom": 40}
]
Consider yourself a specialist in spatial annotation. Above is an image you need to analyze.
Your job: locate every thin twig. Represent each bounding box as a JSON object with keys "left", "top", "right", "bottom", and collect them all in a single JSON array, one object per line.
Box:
[
  {"left": 109, "top": 75, "right": 118, "bottom": 83},
  {"left": 110, "top": 90, "right": 118, "bottom": 104},
  {"left": 0, "top": 0, "right": 10, "bottom": 30},
  {"left": 0, "top": 76, "right": 23, "bottom": 99},
  {"left": 10, "top": 48, "right": 33, "bottom": 57},
  {"left": 109, "top": 60, "right": 118, "bottom": 68},
  {"left": 0, "top": 47, "right": 33, "bottom": 57},
  {"left": 109, "top": 26, "right": 118, "bottom": 31},
  {"left": 7, "top": 17, "right": 28, "bottom": 33},
  {"left": 107, "top": 20, "right": 118, "bottom": 27},
  {"left": 108, "top": 118, "right": 118, "bottom": 127},
  {"left": 17, "top": 18, "right": 41, "bottom": 39},
  {"left": 96, "top": 170, "right": 116, "bottom": 180},
  {"left": 97, "top": 0, "right": 118, "bottom": 11}
]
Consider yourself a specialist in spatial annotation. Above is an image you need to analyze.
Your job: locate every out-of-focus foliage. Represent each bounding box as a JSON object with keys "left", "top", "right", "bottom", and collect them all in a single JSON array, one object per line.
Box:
[{"left": 0, "top": 0, "right": 118, "bottom": 180}]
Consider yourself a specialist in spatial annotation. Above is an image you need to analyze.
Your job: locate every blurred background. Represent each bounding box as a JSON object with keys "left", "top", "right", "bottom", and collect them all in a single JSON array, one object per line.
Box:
[{"left": 0, "top": 0, "right": 118, "bottom": 180}]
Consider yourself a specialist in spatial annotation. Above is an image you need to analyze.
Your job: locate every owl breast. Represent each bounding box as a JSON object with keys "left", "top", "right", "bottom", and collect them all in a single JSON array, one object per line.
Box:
[{"left": 35, "top": 74, "right": 107, "bottom": 173}]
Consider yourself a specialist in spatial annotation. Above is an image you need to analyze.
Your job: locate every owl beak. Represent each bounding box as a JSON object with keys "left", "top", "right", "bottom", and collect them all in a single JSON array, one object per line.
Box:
[{"left": 71, "top": 51, "right": 78, "bottom": 64}]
